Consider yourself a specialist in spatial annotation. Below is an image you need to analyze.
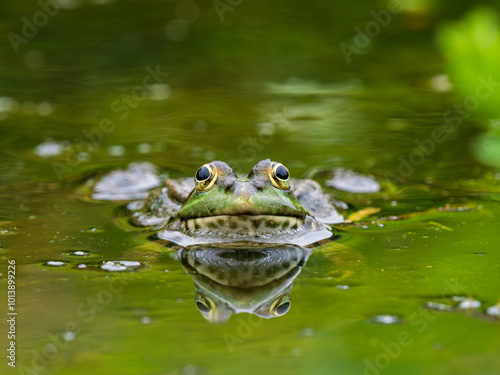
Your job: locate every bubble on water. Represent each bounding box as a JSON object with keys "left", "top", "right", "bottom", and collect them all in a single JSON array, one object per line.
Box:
[
  {"left": 34, "top": 140, "right": 65, "bottom": 158},
  {"left": 176, "top": 0, "right": 200, "bottom": 22},
  {"left": 77, "top": 264, "right": 86, "bottom": 269},
  {"left": 0, "top": 228, "right": 17, "bottom": 236},
  {"left": 336, "top": 285, "right": 349, "bottom": 290},
  {"left": 141, "top": 316, "right": 152, "bottom": 324},
  {"left": 25, "top": 50, "right": 44, "bottom": 70},
  {"left": 165, "top": 19, "right": 189, "bottom": 41},
  {"left": 81, "top": 227, "right": 104, "bottom": 233},
  {"left": 37, "top": 102, "right": 54, "bottom": 116},
  {"left": 62, "top": 331, "right": 76, "bottom": 341},
  {"left": 107, "top": 145, "right": 125, "bottom": 156},
  {"left": 325, "top": 168, "right": 380, "bottom": 193},
  {"left": 137, "top": 143, "right": 152, "bottom": 154},
  {"left": 0, "top": 97, "right": 19, "bottom": 113},
  {"left": 101, "top": 261, "right": 127, "bottom": 272},
  {"left": 486, "top": 304, "right": 500, "bottom": 317},
  {"left": 429, "top": 74, "right": 452, "bottom": 93},
  {"left": 458, "top": 298, "right": 481, "bottom": 309},
  {"left": 92, "top": 163, "right": 160, "bottom": 200},
  {"left": 101, "top": 260, "right": 141, "bottom": 272},
  {"left": 71, "top": 251, "right": 89, "bottom": 257},
  {"left": 119, "top": 260, "right": 141, "bottom": 267},
  {"left": 46, "top": 261, "right": 66, "bottom": 267},
  {"left": 148, "top": 83, "right": 171, "bottom": 100},
  {"left": 369, "top": 315, "right": 401, "bottom": 325},
  {"left": 426, "top": 302, "right": 452, "bottom": 311}
]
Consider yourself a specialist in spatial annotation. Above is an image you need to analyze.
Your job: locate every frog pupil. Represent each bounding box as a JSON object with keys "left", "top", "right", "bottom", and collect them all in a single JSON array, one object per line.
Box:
[
  {"left": 276, "top": 301, "right": 290, "bottom": 315},
  {"left": 275, "top": 165, "right": 289, "bottom": 180},
  {"left": 196, "top": 166, "right": 210, "bottom": 181},
  {"left": 196, "top": 301, "right": 210, "bottom": 313}
]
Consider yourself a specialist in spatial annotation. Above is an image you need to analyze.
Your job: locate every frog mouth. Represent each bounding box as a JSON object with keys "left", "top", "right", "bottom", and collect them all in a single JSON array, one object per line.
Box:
[
  {"left": 182, "top": 214, "right": 305, "bottom": 233},
  {"left": 177, "top": 194, "right": 308, "bottom": 221}
]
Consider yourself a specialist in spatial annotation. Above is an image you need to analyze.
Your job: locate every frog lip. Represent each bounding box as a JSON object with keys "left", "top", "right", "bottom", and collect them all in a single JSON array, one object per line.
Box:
[
  {"left": 178, "top": 200, "right": 308, "bottom": 220},
  {"left": 180, "top": 212, "right": 306, "bottom": 220}
]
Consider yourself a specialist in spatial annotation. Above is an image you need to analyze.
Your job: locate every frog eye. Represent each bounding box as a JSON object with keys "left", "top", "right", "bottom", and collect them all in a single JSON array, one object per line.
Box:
[
  {"left": 195, "top": 294, "right": 213, "bottom": 314},
  {"left": 271, "top": 296, "right": 291, "bottom": 316},
  {"left": 269, "top": 162, "right": 290, "bottom": 190},
  {"left": 196, "top": 300, "right": 211, "bottom": 314},
  {"left": 195, "top": 163, "right": 218, "bottom": 192}
]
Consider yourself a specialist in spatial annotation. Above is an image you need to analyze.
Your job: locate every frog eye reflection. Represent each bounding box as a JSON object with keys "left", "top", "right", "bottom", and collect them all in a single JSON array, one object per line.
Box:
[
  {"left": 269, "top": 162, "right": 290, "bottom": 190},
  {"left": 196, "top": 300, "right": 211, "bottom": 314},
  {"left": 272, "top": 301, "right": 291, "bottom": 316},
  {"left": 196, "top": 294, "right": 214, "bottom": 314},
  {"left": 195, "top": 163, "right": 218, "bottom": 192}
]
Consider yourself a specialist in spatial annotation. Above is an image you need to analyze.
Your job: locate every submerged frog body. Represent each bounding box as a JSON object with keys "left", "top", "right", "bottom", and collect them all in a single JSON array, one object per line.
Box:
[{"left": 117, "top": 159, "right": 344, "bottom": 246}]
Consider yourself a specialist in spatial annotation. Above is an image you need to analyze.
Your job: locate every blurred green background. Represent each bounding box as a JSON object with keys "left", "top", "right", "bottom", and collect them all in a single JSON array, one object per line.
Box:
[{"left": 1, "top": 1, "right": 500, "bottom": 374}]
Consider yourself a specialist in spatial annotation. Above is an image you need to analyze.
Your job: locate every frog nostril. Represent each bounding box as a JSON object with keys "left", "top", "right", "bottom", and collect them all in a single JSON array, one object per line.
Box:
[{"left": 225, "top": 182, "right": 235, "bottom": 193}]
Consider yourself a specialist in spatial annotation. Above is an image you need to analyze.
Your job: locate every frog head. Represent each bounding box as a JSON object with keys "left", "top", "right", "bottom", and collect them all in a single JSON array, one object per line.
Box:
[{"left": 178, "top": 159, "right": 308, "bottom": 231}]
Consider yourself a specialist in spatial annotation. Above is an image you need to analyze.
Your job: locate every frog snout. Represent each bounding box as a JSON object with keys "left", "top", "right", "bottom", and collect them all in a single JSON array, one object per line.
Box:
[{"left": 224, "top": 182, "right": 262, "bottom": 197}]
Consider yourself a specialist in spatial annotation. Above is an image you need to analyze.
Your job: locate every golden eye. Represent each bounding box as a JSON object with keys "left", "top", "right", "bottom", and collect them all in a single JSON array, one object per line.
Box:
[
  {"left": 195, "top": 163, "right": 218, "bottom": 192},
  {"left": 195, "top": 293, "right": 214, "bottom": 314},
  {"left": 271, "top": 297, "right": 291, "bottom": 316},
  {"left": 196, "top": 300, "right": 211, "bottom": 314},
  {"left": 269, "top": 162, "right": 290, "bottom": 190}
]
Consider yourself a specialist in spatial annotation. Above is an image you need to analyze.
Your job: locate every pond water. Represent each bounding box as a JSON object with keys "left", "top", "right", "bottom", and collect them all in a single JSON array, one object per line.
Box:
[{"left": 1, "top": 1, "right": 500, "bottom": 374}]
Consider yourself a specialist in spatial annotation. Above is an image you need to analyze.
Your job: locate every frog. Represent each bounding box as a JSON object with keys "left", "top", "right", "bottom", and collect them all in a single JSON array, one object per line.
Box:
[{"left": 93, "top": 159, "right": 346, "bottom": 247}]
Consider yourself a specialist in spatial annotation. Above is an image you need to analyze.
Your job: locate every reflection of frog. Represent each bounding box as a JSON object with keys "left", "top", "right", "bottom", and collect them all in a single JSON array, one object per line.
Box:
[
  {"left": 93, "top": 159, "right": 345, "bottom": 246},
  {"left": 179, "top": 244, "right": 311, "bottom": 324}
]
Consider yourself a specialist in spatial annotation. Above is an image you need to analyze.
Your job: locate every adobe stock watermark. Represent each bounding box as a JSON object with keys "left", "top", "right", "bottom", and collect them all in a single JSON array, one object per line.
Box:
[
  {"left": 223, "top": 313, "right": 263, "bottom": 353},
  {"left": 397, "top": 75, "right": 499, "bottom": 178},
  {"left": 340, "top": 0, "right": 403, "bottom": 64},
  {"left": 362, "top": 278, "right": 466, "bottom": 375},
  {"left": 51, "top": 65, "right": 169, "bottom": 181},
  {"left": 236, "top": 106, "right": 291, "bottom": 160},
  {"left": 17, "top": 277, "right": 128, "bottom": 375},
  {"left": 213, "top": 0, "right": 243, "bottom": 22},
  {"left": 7, "top": 0, "right": 62, "bottom": 54}
]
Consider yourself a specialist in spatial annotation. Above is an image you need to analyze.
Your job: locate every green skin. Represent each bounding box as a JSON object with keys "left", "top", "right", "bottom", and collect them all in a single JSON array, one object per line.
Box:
[{"left": 178, "top": 160, "right": 308, "bottom": 220}]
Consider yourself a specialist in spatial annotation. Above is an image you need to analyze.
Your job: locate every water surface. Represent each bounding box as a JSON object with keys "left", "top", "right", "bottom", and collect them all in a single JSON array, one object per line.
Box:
[{"left": 1, "top": 1, "right": 500, "bottom": 374}]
